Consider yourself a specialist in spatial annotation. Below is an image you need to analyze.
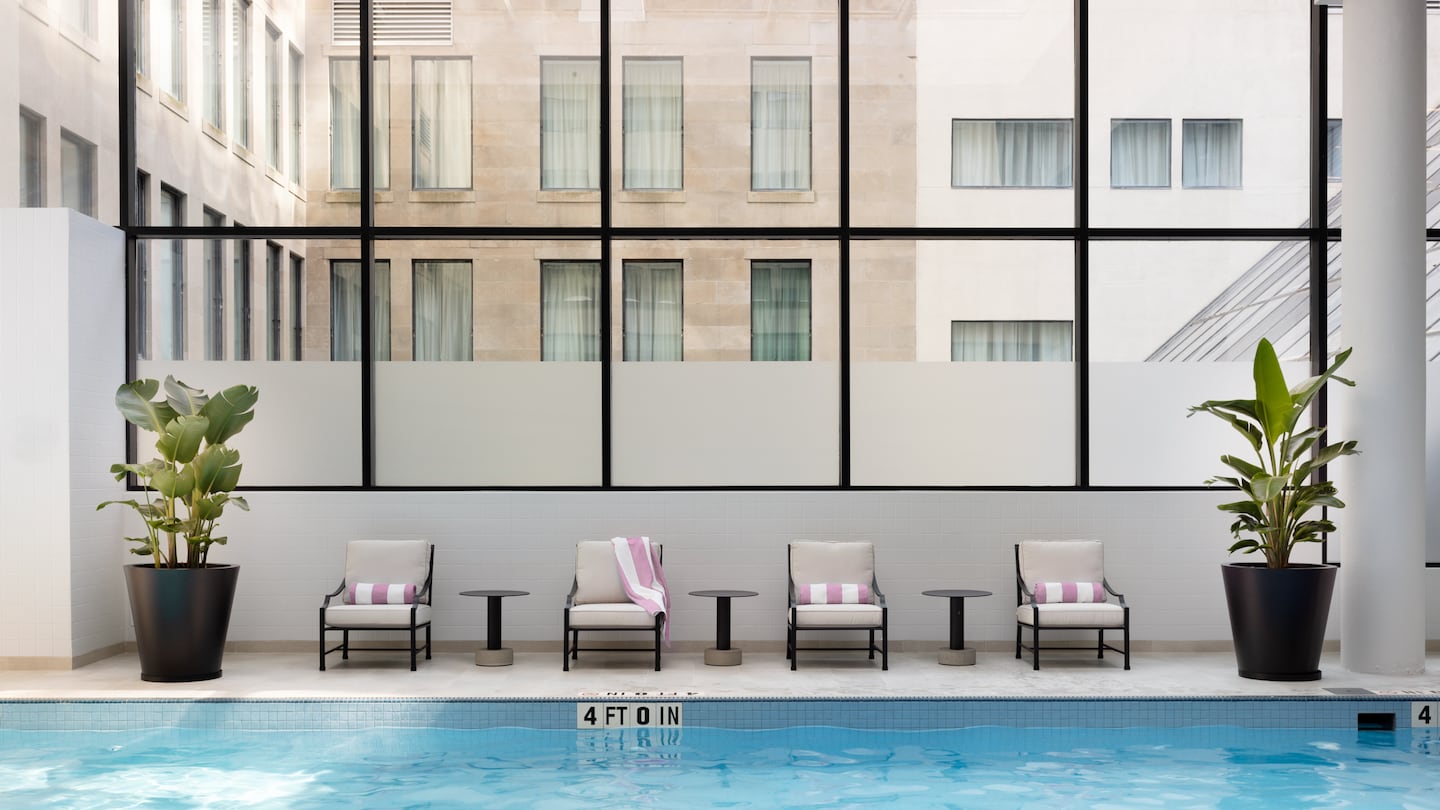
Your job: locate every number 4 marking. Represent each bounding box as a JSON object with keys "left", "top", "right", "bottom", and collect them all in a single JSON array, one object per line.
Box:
[{"left": 1412, "top": 702, "right": 1438, "bottom": 727}]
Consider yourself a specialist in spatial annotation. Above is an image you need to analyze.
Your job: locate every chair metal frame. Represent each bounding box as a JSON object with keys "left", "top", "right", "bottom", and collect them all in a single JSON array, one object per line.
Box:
[
  {"left": 785, "top": 543, "right": 888, "bottom": 671},
  {"left": 1013, "top": 542, "right": 1130, "bottom": 671},
  {"left": 319, "top": 543, "right": 434, "bottom": 672},
  {"left": 562, "top": 543, "right": 665, "bottom": 672}
]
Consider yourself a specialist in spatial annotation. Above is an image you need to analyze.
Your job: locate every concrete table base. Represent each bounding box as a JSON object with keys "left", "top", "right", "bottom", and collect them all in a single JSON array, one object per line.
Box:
[
  {"left": 475, "top": 648, "right": 514, "bottom": 667},
  {"left": 704, "top": 647, "right": 743, "bottom": 666},
  {"left": 938, "top": 647, "right": 977, "bottom": 666}
]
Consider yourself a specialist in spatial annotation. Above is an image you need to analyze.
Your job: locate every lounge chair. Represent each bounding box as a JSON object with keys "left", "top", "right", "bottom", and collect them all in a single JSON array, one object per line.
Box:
[
  {"left": 563, "top": 539, "right": 666, "bottom": 671},
  {"left": 1015, "top": 540, "right": 1130, "bottom": 670},
  {"left": 786, "top": 541, "right": 888, "bottom": 670},
  {"left": 319, "top": 540, "right": 434, "bottom": 671}
]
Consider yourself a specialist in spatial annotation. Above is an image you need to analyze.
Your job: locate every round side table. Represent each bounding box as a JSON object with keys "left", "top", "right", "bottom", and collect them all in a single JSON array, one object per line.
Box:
[
  {"left": 922, "top": 589, "right": 992, "bottom": 666},
  {"left": 689, "top": 590, "right": 758, "bottom": 666},
  {"left": 460, "top": 589, "right": 529, "bottom": 667}
]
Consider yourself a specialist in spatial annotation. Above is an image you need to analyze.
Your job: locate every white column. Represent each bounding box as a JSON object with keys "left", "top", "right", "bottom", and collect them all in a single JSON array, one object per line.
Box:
[{"left": 1339, "top": 0, "right": 1427, "bottom": 675}]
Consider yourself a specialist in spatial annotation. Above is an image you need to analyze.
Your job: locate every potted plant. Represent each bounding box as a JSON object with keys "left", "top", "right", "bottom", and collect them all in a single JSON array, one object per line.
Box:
[
  {"left": 98, "top": 376, "right": 259, "bottom": 682},
  {"left": 1189, "top": 338, "right": 1358, "bottom": 681}
]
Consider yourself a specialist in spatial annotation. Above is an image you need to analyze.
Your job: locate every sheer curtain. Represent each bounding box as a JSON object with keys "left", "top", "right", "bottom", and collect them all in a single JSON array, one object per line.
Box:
[
  {"left": 951, "top": 321, "right": 1073, "bottom": 362},
  {"left": 330, "top": 58, "right": 390, "bottom": 189},
  {"left": 751, "top": 58, "right": 811, "bottom": 191},
  {"left": 951, "top": 120, "right": 1072, "bottom": 188},
  {"left": 542, "top": 261, "right": 601, "bottom": 361},
  {"left": 751, "top": 261, "right": 811, "bottom": 361},
  {"left": 413, "top": 59, "right": 472, "bottom": 189},
  {"left": 623, "top": 261, "right": 682, "bottom": 361},
  {"left": 623, "top": 59, "right": 683, "bottom": 189},
  {"left": 1110, "top": 119, "right": 1169, "bottom": 188},
  {"left": 541, "top": 58, "right": 600, "bottom": 190},
  {"left": 1182, "top": 119, "right": 1242, "bottom": 188},
  {"left": 330, "top": 260, "right": 392, "bottom": 361},
  {"left": 413, "top": 260, "right": 472, "bottom": 361}
]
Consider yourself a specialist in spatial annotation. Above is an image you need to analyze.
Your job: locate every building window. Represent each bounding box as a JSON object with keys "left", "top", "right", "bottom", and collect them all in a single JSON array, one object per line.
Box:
[
  {"left": 266, "top": 242, "right": 284, "bottom": 360},
  {"left": 136, "top": 0, "right": 149, "bottom": 77},
  {"left": 203, "top": 0, "right": 224, "bottom": 130},
  {"left": 751, "top": 260, "right": 811, "bottom": 361},
  {"left": 135, "top": 171, "right": 150, "bottom": 360},
  {"left": 412, "top": 58, "right": 472, "bottom": 189},
  {"left": 330, "top": 260, "right": 391, "bottom": 361},
  {"left": 541, "top": 261, "right": 601, "bottom": 361},
  {"left": 265, "top": 23, "right": 283, "bottom": 171},
  {"left": 289, "top": 253, "right": 304, "bottom": 360},
  {"left": 751, "top": 58, "right": 811, "bottom": 191},
  {"left": 622, "top": 58, "right": 682, "bottom": 190},
  {"left": 59, "top": 0, "right": 97, "bottom": 40},
  {"left": 329, "top": 58, "right": 390, "bottom": 189},
  {"left": 60, "top": 130, "right": 96, "bottom": 217},
  {"left": 158, "top": 0, "right": 185, "bottom": 100},
  {"left": 1181, "top": 118, "right": 1242, "bottom": 188},
  {"left": 19, "top": 109, "right": 44, "bottom": 208},
  {"left": 1110, "top": 119, "right": 1170, "bottom": 189},
  {"left": 158, "top": 186, "right": 186, "bottom": 360},
  {"left": 203, "top": 208, "right": 226, "bottom": 360},
  {"left": 623, "top": 261, "right": 682, "bottom": 361},
  {"left": 233, "top": 0, "right": 251, "bottom": 150},
  {"left": 951, "top": 119, "right": 1073, "bottom": 188},
  {"left": 951, "top": 320, "right": 1073, "bottom": 362},
  {"left": 289, "top": 47, "right": 303, "bottom": 185},
  {"left": 233, "top": 232, "right": 252, "bottom": 360},
  {"left": 540, "top": 57, "right": 600, "bottom": 190},
  {"left": 1327, "top": 118, "right": 1342, "bottom": 182},
  {"left": 413, "top": 260, "right": 472, "bottom": 361}
]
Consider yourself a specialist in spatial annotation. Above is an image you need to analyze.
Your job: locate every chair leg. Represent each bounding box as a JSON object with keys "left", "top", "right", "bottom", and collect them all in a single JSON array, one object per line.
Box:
[
  {"left": 410, "top": 625, "right": 418, "bottom": 671},
  {"left": 1032, "top": 623, "right": 1040, "bottom": 671},
  {"left": 342, "top": 630, "right": 350, "bottom": 659},
  {"left": 1015, "top": 624, "right": 1022, "bottom": 659},
  {"left": 425, "top": 625, "right": 432, "bottom": 659},
  {"left": 654, "top": 625, "right": 662, "bottom": 672},
  {"left": 1098, "top": 629, "right": 1105, "bottom": 659},
  {"left": 318, "top": 610, "right": 327, "bottom": 672},
  {"left": 881, "top": 612, "right": 888, "bottom": 671},
  {"left": 789, "top": 625, "right": 797, "bottom": 671},
  {"left": 1124, "top": 621, "right": 1131, "bottom": 670},
  {"left": 571, "top": 630, "right": 579, "bottom": 660},
  {"left": 563, "top": 617, "right": 570, "bottom": 672},
  {"left": 868, "top": 629, "right": 876, "bottom": 660}
]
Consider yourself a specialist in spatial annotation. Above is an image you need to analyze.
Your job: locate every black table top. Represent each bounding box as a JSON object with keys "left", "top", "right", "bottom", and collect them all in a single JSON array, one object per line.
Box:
[
  {"left": 460, "top": 589, "right": 530, "bottom": 598},
  {"left": 689, "top": 589, "right": 759, "bottom": 599},
  {"left": 922, "top": 589, "right": 992, "bottom": 599}
]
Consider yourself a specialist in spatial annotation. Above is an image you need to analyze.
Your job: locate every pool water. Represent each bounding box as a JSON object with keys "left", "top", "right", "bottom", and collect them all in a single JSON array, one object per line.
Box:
[{"left": 1, "top": 726, "right": 1437, "bottom": 808}]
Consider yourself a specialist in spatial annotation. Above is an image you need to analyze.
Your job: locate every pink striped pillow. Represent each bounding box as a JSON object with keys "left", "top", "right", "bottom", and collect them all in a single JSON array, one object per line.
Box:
[
  {"left": 1033, "top": 581, "right": 1106, "bottom": 604},
  {"left": 345, "top": 582, "right": 417, "bottom": 605},
  {"left": 797, "top": 583, "right": 871, "bottom": 605}
]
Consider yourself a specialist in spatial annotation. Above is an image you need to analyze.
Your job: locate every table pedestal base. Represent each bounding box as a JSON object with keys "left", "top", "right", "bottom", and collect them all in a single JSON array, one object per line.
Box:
[
  {"left": 704, "top": 647, "right": 742, "bottom": 666},
  {"left": 475, "top": 647, "right": 514, "bottom": 667},
  {"left": 938, "top": 647, "right": 976, "bottom": 666}
]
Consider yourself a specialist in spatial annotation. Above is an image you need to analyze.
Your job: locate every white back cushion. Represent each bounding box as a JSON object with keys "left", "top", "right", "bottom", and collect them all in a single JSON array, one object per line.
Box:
[
  {"left": 344, "top": 540, "right": 431, "bottom": 594},
  {"left": 1018, "top": 539, "right": 1105, "bottom": 585},
  {"left": 790, "top": 541, "right": 875, "bottom": 590},
  {"left": 573, "top": 540, "right": 663, "bottom": 605}
]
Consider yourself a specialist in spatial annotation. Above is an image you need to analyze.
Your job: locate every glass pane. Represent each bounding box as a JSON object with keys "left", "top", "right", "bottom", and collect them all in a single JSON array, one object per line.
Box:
[{"left": 850, "top": 241, "right": 1075, "bottom": 486}]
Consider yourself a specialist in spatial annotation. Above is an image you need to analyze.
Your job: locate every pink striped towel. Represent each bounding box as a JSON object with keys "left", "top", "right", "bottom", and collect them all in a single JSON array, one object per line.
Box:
[
  {"left": 1033, "top": 581, "right": 1106, "bottom": 604},
  {"left": 797, "top": 583, "right": 871, "bottom": 605},
  {"left": 611, "top": 536, "right": 670, "bottom": 645}
]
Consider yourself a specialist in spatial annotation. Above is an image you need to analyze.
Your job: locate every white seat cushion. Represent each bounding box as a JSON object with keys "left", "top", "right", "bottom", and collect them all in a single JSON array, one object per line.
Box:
[
  {"left": 1016, "top": 602, "right": 1125, "bottom": 628},
  {"left": 792, "top": 603, "right": 883, "bottom": 628},
  {"left": 324, "top": 603, "right": 432, "bottom": 628},
  {"left": 568, "top": 602, "right": 658, "bottom": 628}
]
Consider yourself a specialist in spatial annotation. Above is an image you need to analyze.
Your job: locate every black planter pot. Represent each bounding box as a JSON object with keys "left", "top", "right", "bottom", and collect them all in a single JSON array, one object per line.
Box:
[
  {"left": 1221, "top": 562, "right": 1337, "bottom": 681},
  {"left": 124, "top": 564, "right": 240, "bottom": 683}
]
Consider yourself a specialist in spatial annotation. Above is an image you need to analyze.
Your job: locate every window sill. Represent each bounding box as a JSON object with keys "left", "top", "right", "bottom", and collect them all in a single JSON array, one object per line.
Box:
[
  {"left": 136, "top": 73, "right": 153, "bottom": 97},
  {"left": 325, "top": 190, "right": 395, "bottom": 204},
  {"left": 537, "top": 190, "right": 600, "bottom": 204},
  {"left": 203, "top": 122, "right": 227, "bottom": 147},
  {"left": 57, "top": 24, "right": 101, "bottom": 60},
  {"left": 616, "top": 190, "right": 686, "bottom": 204},
  {"left": 748, "top": 190, "right": 816, "bottom": 204},
  {"left": 408, "top": 190, "right": 477, "bottom": 203},
  {"left": 159, "top": 92, "right": 189, "bottom": 122},
  {"left": 233, "top": 143, "right": 256, "bottom": 167},
  {"left": 265, "top": 165, "right": 287, "bottom": 187}
]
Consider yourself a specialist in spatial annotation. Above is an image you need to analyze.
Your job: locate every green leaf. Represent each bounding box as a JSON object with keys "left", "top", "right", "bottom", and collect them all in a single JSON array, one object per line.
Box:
[
  {"left": 164, "top": 376, "right": 210, "bottom": 416},
  {"left": 1251, "top": 474, "right": 1288, "bottom": 503},
  {"left": 192, "top": 446, "right": 241, "bottom": 495},
  {"left": 114, "top": 379, "right": 178, "bottom": 434},
  {"left": 1189, "top": 401, "right": 1263, "bottom": 453},
  {"left": 1290, "top": 347, "right": 1355, "bottom": 412},
  {"left": 1228, "top": 538, "right": 1261, "bottom": 554},
  {"left": 200, "top": 384, "right": 259, "bottom": 446},
  {"left": 155, "top": 415, "right": 210, "bottom": 465},
  {"left": 150, "top": 468, "right": 195, "bottom": 499},
  {"left": 1252, "top": 338, "right": 1294, "bottom": 451},
  {"left": 1219, "top": 454, "right": 1264, "bottom": 481}
]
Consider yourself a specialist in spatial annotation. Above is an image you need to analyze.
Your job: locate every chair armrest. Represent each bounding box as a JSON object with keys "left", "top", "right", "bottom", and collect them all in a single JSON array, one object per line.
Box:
[
  {"left": 871, "top": 576, "right": 887, "bottom": 608},
  {"left": 416, "top": 578, "right": 433, "bottom": 604},
  {"left": 565, "top": 577, "right": 578, "bottom": 609},
  {"left": 1016, "top": 573, "right": 1035, "bottom": 605},
  {"left": 1103, "top": 578, "right": 1127, "bottom": 608},
  {"left": 321, "top": 580, "right": 345, "bottom": 608}
]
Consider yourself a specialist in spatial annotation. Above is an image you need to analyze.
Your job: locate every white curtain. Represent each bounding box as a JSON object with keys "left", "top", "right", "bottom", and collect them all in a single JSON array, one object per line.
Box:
[
  {"left": 623, "top": 59, "right": 683, "bottom": 189},
  {"left": 542, "top": 262, "right": 601, "bottom": 361},
  {"left": 951, "top": 321, "right": 1072, "bottom": 362},
  {"left": 330, "top": 260, "right": 392, "bottom": 361},
  {"left": 413, "top": 260, "right": 472, "bottom": 361},
  {"left": 541, "top": 58, "right": 600, "bottom": 190},
  {"left": 330, "top": 58, "right": 391, "bottom": 189},
  {"left": 751, "top": 58, "right": 811, "bottom": 191},
  {"left": 623, "top": 261, "right": 682, "bottom": 361},
  {"left": 751, "top": 261, "right": 810, "bottom": 361},
  {"left": 413, "top": 59, "right": 472, "bottom": 189},
  {"left": 951, "top": 120, "right": 1072, "bottom": 188},
  {"left": 1182, "top": 119, "right": 1242, "bottom": 188},
  {"left": 1110, "top": 119, "right": 1169, "bottom": 188}
]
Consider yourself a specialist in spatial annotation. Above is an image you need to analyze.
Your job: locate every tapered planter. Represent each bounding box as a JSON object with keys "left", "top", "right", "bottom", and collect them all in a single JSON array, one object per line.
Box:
[
  {"left": 124, "top": 564, "right": 240, "bottom": 683},
  {"left": 1221, "top": 562, "right": 1337, "bottom": 681}
]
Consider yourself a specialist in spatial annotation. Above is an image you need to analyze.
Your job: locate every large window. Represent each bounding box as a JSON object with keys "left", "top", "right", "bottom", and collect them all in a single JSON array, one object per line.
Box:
[
  {"left": 158, "top": 0, "right": 184, "bottom": 101},
  {"left": 265, "top": 23, "right": 283, "bottom": 171},
  {"left": 289, "top": 47, "right": 303, "bottom": 185},
  {"left": 951, "top": 119, "right": 1073, "bottom": 188},
  {"left": 266, "top": 242, "right": 283, "bottom": 360},
  {"left": 412, "top": 58, "right": 472, "bottom": 190},
  {"left": 951, "top": 321, "right": 1073, "bottom": 362},
  {"left": 331, "top": 260, "right": 392, "bottom": 361},
  {"left": 751, "top": 58, "right": 811, "bottom": 191},
  {"left": 623, "top": 261, "right": 683, "bottom": 361},
  {"left": 233, "top": 233, "right": 252, "bottom": 360},
  {"left": 290, "top": 253, "right": 304, "bottom": 360},
  {"left": 751, "top": 260, "right": 811, "bottom": 361},
  {"left": 1327, "top": 119, "right": 1342, "bottom": 182},
  {"left": 19, "top": 109, "right": 44, "bottom": 208},
  {"left": 134, "top": 171, "right": 150, "bottom": 360},
  {"left": 413, "top": 260, "right": 472, "bottom": 361},
  {"left": 203, "top": 0, "right": 224, "bottom": 130},
  {"left": 232, "top": 0, "right": 251, "bottom": 150},
  {"left": 1110, "top": 119, "right": 1170, "bottom": 189},
  {"left": 203, "top": 208, "right": 226, "bottom": 360},
  {"left": 622, "top": 58, "right": 683, "bottom": 190},
  {"left": 60, "top": 130, "right": 96, "bottom": 217},
  {"left": 1181, "top": 119, "right": 1242, "bottom": 189},
  {"left": 541, "top": 58, "right": 600, "bottom": 190},
  {"left": 58, "top": 0, "right": 96, "bottom": 39},
  {"left": 330, "top": 58, "right": 390, "bottom": 189},
  {"left": 157, "top": 186, "right": 186, "bottom": 361},
  {"left": 136, "top": 0, "right": 149, "bottom": 78},
  {"left": 541, "top": 261, "right": 601, "bottom": 361}
]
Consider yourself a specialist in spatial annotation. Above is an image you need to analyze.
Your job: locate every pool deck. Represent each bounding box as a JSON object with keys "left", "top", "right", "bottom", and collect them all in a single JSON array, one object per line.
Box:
[{"left": 3, "top": 649, "right": 1438, "bottom": 701}]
